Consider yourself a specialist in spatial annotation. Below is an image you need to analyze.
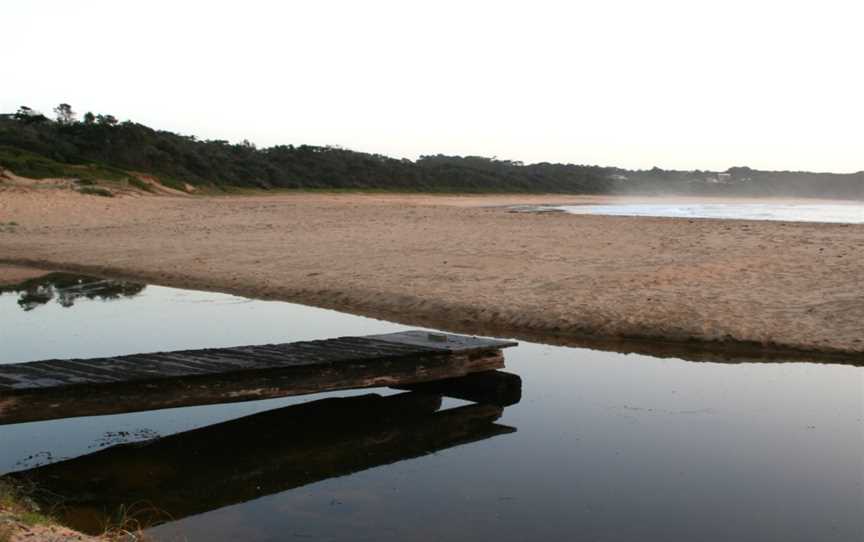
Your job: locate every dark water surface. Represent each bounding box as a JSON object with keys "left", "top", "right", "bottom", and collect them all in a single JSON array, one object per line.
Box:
[{"left": 1, "top": 274, "right": 862, "bottom": 541}]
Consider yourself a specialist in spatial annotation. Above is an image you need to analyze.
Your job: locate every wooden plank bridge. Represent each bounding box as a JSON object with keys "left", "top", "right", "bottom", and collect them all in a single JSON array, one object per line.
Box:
[{"left": 0, "top": 330, "right": 517, "bottom": 425}]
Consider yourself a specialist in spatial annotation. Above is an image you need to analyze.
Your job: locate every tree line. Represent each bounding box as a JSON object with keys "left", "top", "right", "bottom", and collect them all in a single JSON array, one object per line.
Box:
[{"left": 1, "top": 104, "right": 861, "bottom": 198}]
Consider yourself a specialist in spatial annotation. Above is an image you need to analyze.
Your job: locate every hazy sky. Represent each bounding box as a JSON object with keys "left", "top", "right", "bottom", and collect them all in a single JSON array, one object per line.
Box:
[{"left": 4, "top": 0, "right": 862, "bottom": 172}]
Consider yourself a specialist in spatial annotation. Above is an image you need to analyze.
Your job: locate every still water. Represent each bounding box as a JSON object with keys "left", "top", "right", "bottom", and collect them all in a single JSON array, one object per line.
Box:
[
  {"left": 1, "top": 274, "right": 862, "bottom": 541},
  {"left": 550, "top": 202, "right": 864, "bottom": 223}
]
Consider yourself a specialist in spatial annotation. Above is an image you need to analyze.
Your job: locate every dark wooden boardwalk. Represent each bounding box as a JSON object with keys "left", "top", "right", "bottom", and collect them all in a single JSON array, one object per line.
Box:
[{"left": 0, "top": 331, "right": 517, "bottom": 425}]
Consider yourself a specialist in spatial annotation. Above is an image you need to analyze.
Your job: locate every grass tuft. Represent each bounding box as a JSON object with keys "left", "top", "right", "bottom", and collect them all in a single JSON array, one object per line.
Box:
[
  {"left": 100, "top": 502, "right": 166, "bottom": 541},
  {"left": 18, "top": 511, "right": 51, "bottom": 527},
  {"left": 0, "top": 480, "right": 19, "bottom": 510},
  {"left": 127, "top": 176, "right": 154, "bottom": 192},
  {"left": 78, "top": 186, "right": 114, "bottom": 198},
  {"left": 156, "top": 176, "right": 187, "bottom": 192},
  {"left": 0, "top": 479, "right": 54, "bottom": 531}
]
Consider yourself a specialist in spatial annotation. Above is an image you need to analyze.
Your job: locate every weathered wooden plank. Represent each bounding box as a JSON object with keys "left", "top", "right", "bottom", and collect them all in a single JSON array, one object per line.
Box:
[
  {"left": 396, "top": 370, "right": 523, "bottom": 407},
  {"left": 0, "top": 331, "right": 516, "bottom": 393},
  {"left": 6, "top": 390, "right": 517, "bottom": 535},
  {"left": 371, "top": 330, "right": 518, "bottom": 352},
  {"left": 0, "top": 351, "right": 505, "bottom": 425}
]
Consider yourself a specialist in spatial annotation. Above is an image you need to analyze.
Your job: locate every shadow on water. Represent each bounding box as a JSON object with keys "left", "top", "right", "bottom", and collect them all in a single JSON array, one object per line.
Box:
[
  {"left": 6, "top": 380, "right": 521, "bottom": 535},
  {"left": 0, "top": 273, "right": 146, "bottom": 311}
]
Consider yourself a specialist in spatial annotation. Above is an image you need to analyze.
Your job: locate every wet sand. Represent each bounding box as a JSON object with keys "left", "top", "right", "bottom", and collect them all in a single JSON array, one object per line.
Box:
[
  {"left": 0, "top": 264, "right": 49, "bottom": 287},
  {"left": 1, "top": 190, "right": 862, "bottom": 358}
]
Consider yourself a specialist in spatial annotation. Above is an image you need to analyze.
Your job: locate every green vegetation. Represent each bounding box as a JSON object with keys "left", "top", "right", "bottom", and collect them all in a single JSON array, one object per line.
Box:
[
  {"left": 0, "top": 476, "right": 154, "bottom": 540},
  {"left": 0, "top": 481, "right": 17, "bottom": 510},
  {"left": 0, "top": 477, "right": 152, "bottom": 541},
  {"left": 126, "top": 176, "right": 153, "bottom": 192},
  {"left": 0, "top": 145, "right": 128, "bottom": 182},
  {"left": 153, "top": 175, "right": 187, "bottom": 192},
  {"left": 0, "top": 479, "right": 53, "bottom": 529},
  {"left": 1, "top": 104, "right": 863, "bottom": 197},
  {"left": 77, "top": 186, "right": 114, "bottom": 197},
  {"left": 0, "top": 106, "right": 614, "bottom": 193},
  {"left": 0, "top": 145, "right": 79, "bottom": 178},
  {"left": 18, "top": 511, "right": 52, "bottom": 527}
]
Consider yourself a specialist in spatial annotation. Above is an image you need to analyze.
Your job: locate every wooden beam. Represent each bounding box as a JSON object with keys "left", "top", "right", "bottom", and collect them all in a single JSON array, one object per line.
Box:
[
  {"left": 0, "top": 350, "right": 504, "bottom": 425},
  {"left": 395, "top": 370, "right": 522, "bottom": 407}
]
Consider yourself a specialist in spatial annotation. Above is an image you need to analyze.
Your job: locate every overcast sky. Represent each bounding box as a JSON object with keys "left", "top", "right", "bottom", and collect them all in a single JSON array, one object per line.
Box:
[{"left": 4, "top": 0, "right": 862, "bottom": 172}]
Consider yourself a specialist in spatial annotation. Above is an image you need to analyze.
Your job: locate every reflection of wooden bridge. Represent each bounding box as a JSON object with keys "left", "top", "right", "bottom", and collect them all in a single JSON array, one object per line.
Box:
[
  {"left": 8, "top": 386, "right": 520, "bottom": 535},
  {"left": 0, "top": 331, "right": 517, "bottom": 425}
]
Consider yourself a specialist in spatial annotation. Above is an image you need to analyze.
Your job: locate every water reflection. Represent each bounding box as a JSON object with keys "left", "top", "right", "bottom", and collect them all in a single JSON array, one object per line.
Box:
[
  {"left": 9, "top": 384, "right": 519, "bottom": 535},
  {"left": 1, "top": 277, "right": 862, "bottom": 542},
  {"left": 0, "top": 273, "right": 145, "bottom": 311}
]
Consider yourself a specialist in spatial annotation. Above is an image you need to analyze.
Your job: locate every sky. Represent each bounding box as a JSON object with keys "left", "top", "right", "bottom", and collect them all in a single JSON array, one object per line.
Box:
[{"left": 3, "top": 0, "right": 863, "bottom": 172}]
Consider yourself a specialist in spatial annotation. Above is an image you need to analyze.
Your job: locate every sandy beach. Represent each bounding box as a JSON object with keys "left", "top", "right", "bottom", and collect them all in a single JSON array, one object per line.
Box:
[{"left": 1, "top": 189, "right": 862, "bottom": 359}]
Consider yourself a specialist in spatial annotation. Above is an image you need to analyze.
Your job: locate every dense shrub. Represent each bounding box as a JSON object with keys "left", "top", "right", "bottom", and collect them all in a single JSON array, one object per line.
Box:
[{"left": 0, "top": 109, "right": 861, "bottom": 197}]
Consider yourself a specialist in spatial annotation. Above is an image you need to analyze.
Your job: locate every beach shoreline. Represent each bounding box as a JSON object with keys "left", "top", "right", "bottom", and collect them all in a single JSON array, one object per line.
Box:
[{"left": 1, "top": 190, "right": 862, "bottom": 360}]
